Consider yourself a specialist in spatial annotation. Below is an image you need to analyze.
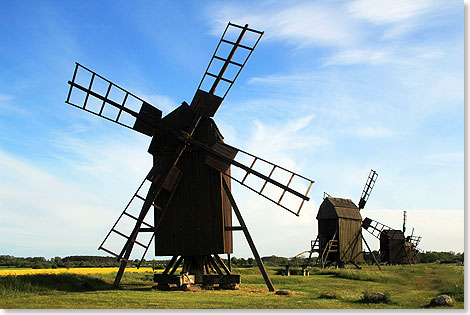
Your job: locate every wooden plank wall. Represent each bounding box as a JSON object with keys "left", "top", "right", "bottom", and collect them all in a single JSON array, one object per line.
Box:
[
  {"left": 153, "top": 104, "right": 232, "bottom": 256},
  {"left": 338, "top": 218, "right": 363, "bottom": 263}
]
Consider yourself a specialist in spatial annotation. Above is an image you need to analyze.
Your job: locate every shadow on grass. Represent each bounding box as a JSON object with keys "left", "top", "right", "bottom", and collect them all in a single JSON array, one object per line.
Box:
[{"left": 0, "top": 274, "right": 112, "bottom": 296}]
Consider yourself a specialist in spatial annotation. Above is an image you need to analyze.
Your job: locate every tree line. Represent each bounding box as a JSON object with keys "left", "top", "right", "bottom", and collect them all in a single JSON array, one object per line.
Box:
[{"left": 0, "top": 251, "right": 463, "bottom": 269}]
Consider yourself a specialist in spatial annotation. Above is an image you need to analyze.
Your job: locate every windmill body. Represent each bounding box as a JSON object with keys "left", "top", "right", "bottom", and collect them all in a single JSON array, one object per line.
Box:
[
  {"left": 316, "top": 197, "right": 363, "bottom": 268},
  {"left": 380, "top": 230, "right": 410, "bottom": 264},
  {"left": 304, "top": 170, "right": 380, "bottom": 269},
  {"left": 151, "top": 103, "right": 233, "bottom": 256}
]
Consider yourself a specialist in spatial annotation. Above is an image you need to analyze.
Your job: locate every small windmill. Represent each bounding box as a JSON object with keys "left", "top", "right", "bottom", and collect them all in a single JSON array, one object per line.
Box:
[
  {"left": 65, "top": 22, "right": 314, "bottom": 291},
  {"left": 303, "top": 169, "right": 380, "bottom": 269},
  {"left": 362, "top": 210, "right": 422, "bottom": 265}
]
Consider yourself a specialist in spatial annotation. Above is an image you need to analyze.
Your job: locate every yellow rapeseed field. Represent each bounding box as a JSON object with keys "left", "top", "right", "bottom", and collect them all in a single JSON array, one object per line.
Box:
[{"left": 0, "top": 267, "right": 155, "bottom": 276}]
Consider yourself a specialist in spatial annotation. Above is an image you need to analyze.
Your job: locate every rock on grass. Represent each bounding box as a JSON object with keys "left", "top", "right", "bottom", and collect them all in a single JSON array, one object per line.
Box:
[{"left": 430, "top": 295, "right": 453, "bottom": 307}]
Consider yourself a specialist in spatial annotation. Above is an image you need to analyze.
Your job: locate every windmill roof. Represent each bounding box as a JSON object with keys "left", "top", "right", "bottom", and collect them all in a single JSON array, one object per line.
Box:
[
  {"left": 381, "top": 229, "right": 405, "bottom": 239},
  {"left": 316, "top": 197, "right": 362, "bottom": 220}
]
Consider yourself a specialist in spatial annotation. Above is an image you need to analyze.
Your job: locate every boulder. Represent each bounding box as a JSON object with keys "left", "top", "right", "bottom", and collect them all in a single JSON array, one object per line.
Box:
[
  {"left": 430, "top": 295, "right": 453, "bottom": 306},
  {"left": 275, "top": 290, "right": 293, "bottom": 295}
]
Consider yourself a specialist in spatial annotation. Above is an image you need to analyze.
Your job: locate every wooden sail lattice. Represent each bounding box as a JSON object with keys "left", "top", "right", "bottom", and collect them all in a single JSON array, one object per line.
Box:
[
  {"left": 362, "top": 217, "right": 392, "bottom": 239},
  {"left": 225, "top": 148, "right": 313, "bottom": 216},
  {"left": 196, "top": 22, "right": 263, "bottom": 99},
  {"left": 66, "top": 62, "right": 162, "bottom": 137},
  {"left": 358, "top": 169, "right": 378, "bottom": 210}
]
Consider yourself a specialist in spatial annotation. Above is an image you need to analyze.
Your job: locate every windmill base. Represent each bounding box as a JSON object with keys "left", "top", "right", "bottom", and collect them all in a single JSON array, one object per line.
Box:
[
  {"left": 152, "top": 255, "right": 240, "bottom": 290},
  {"left": 153, "top": 274, "right": 240, "bottom": 290}
]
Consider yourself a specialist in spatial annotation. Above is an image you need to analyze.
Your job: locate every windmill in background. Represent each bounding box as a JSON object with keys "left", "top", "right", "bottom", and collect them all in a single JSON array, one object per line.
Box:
[
  {"left": 304, "top": 169, "right": 381, "bottom": 269},
  {"left": 362, "top": 210, "right": 422, "bottom": 265}
]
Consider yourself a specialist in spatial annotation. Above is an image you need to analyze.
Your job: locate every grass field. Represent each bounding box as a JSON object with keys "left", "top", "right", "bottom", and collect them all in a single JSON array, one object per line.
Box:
[{"left": 0, "top": 263, "right": 463, "bottom": 309}]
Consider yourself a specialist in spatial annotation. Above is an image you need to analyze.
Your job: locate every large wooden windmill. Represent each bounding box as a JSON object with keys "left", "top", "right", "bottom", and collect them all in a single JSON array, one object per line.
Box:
[{"left": 65, "top": 22, "right": 314, "bottom": 291}]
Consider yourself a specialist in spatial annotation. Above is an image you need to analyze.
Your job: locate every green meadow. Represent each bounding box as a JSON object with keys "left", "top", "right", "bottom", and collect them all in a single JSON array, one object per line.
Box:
[{"left": 0, "top": 263, "right": 463, "bottom": 309}]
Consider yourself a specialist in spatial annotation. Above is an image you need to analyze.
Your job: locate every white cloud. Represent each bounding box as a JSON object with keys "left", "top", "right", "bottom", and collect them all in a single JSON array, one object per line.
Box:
[
  {"left": 207, "top": 2, "right": 361, "bottom": 48},
  {"left": 0, "top": 131, "right": 153, "bottom": 258},
  {"left": 347, "top": 0, "right": 435, "bottom": 24},
  {"left": 137, "top": 93, "right": 179, "bottom": 116},
  {"left": 0, "top": 149, "right": 110, "bottom": 256},
  {"left": 248, "top": 73, "right": 315, "bottom": 85},
  {"left": 324, "top": 48, "right": 393, "bottom": 66},
  {"left": 424, "top": 152, "right": 463, "bottom": 166},
  {"left": 354, "top": 126, "right": 396, "bottom": 138},
  {"left": 243, "top": 115, "right": 325, "bottom": 164},
  {"left": 0, "top": 92, "right": 13, "bottom": 102}
]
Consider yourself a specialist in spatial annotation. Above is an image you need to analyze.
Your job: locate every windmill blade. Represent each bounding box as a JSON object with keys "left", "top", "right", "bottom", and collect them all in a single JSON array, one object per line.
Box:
[
  {"left": 190, "top": 22, "right": 263, "bottom": 117},
  {"left": 358, "top": 169, "right": 378, "bottom": 210},
  {"left": 66, "top": 62, "right": 162, "bottom": 136},
  {"left": 362, "top": 217, "right": 393, "bottom": 239},
  {"left": 198, "top": 140, "right": 314, "bottom": 216}
]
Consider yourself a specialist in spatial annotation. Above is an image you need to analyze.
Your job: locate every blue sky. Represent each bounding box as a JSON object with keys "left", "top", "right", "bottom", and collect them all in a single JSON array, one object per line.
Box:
[{"left": 0, "top": 0, "right": 463, "bottom": 259}]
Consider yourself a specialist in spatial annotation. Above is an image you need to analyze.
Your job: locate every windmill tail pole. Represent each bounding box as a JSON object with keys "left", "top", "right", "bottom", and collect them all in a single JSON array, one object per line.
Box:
[
  {"left": 361, "top": 233, "right": 381, "bottom": 271},
  {"left": 221, "top": 177, "right": 275, "bottom": 292}
]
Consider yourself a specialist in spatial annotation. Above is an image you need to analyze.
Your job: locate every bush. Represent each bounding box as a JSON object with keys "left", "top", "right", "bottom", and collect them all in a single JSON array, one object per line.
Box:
[
  {"left": 360, "top": 291, "right": 392, "bottom": 304},
  {"left": 319, "top": 293, "right": 338, "bottom": 299}
]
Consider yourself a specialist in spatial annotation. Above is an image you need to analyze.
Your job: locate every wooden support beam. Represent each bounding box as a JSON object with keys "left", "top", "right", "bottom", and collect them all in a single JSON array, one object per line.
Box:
[
  {"left": 203, "top": 274, "right": 241, "bottom": 286},
  {"left": 222, "top": 177, "right": 275, "bottom": 292},
  {"left": 214, "top": 254, "right": 232, "bottom": 275},
  {"left": 169, "top": 256, "right": 184, "bottom": 275},
  {"left": 113, "top": 242, "right": 134, "bottom": 288},
  {"left": 361, "top": 233, "right": 382, "bottom": 271},
  {"left": 207, "top": 255, "right": 224, "bottom": 275},
  {"left": 163, "top": 256, "right": 178, "bottom": 275},
  {"left": 225, "top": 226, "right": 244, "bottom": 231}
]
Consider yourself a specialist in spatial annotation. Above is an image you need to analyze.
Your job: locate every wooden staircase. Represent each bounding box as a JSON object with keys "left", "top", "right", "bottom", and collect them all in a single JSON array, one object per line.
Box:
[{"left": 319, "top": 230, "right": 338, "bottom": 268}]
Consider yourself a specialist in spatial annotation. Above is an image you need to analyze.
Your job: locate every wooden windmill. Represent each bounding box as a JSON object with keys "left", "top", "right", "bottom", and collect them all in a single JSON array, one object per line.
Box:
[
  {"left": 65, "top": 22, "right": 314, "bottom": 291},
  {"left": 304, "top": 169, "right": 380, "bottom": 269},
  {"left": 362, "top": 211, "right": 422, "bottom": 265}
]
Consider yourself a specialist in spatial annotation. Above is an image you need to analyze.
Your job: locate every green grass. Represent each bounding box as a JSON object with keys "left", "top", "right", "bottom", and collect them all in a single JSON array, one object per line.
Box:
[
  {"left": 0, "top": 263, "right": 464, "bottom": 309},
  {"left": 0, "top": 266, "right": 33, "bottom": 270}
]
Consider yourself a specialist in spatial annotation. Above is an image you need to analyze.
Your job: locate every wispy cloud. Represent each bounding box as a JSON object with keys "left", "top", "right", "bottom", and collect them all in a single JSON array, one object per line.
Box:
[
  {"left": 0, "top": 92, "right": 13, "bottom": 102},
  {"left": 136, "top": 93, "right": 179, "bottom": 116},
  {"left": 244, "top": 115, "right": 325, "bottom": 162},
  {"left": 0, "top": 131, "right": 153, "bottom": 257},
  {"left": 248, "top": 73, "right": 315, "bottom": 85},
  {"left": 347, "top": 0, "right": 435, "bottom": 24},
  {"left": 353, "top": 126, "right": 396, "bottom": 138},
  {"left": 424, "top": 152, "right": 463, "bottom": 167},
  {"left": 324, "top": 48, "right": 393, "bottom": 66},
  {"left": 206, "top": 2, "right": 361, "bottom": 48}
]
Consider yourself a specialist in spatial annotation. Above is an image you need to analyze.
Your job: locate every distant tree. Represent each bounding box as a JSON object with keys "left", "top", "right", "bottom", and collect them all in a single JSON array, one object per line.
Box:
[
  {"left": 31, "top": 262, "right": 45, "bottom": 269},
  {"left": 229, "top": 257, "right": 238, "bottom": 267}
]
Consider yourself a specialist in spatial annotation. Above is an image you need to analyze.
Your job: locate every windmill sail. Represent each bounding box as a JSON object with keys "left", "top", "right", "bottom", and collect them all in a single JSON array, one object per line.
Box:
[
  {"left": 66, "top": 62, "right": 162, "bottom": 136},
  {"left": 358, "top": 169, "right": 378, "bottom": 210},
  {"left": 190, "top": 23, "right": 263, "bottom": 117},
  {"left": 202, "top": 141, "right": 314, "bottom": 216}
]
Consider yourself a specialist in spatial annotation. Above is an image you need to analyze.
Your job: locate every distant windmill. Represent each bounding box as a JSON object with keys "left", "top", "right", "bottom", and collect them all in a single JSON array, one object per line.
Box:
[
  {"left": 65, "top": 22, "right": 314, "bottom": 291},
  {"left": 300, "top": 170, "right": 380, "bottom": 269},
  {"left": 362, "top": 210, "right": 422, "bottom": 265}
]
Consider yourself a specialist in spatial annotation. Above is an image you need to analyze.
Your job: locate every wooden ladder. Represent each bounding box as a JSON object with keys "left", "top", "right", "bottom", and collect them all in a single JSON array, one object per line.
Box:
[
  {"left": 305, "top": 236, "right": 320, "bottom": 267},
  {"left": 319, "top": 230, "right": 338, "bottom": 268}
]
